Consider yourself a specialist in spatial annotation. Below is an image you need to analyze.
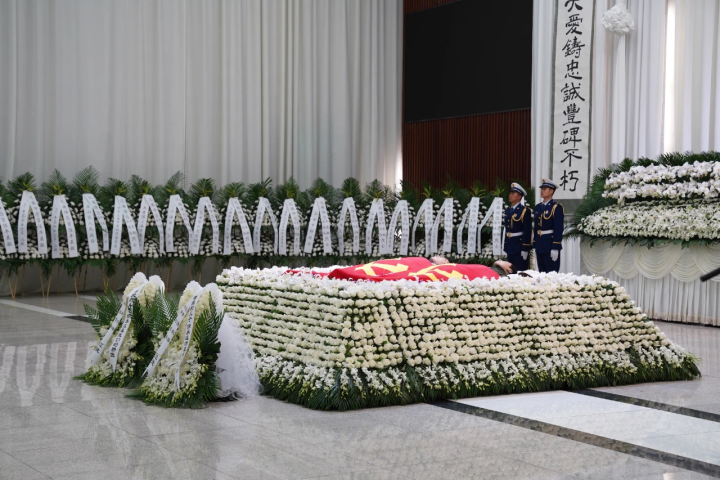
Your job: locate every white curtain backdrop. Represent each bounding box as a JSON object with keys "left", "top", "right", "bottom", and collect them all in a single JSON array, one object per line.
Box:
[
  {"left": 0, "top": 0, "right": 402, "bottom": 189},
  {"left": 666, "top": 0, "right": 720, "bottom": 153}
]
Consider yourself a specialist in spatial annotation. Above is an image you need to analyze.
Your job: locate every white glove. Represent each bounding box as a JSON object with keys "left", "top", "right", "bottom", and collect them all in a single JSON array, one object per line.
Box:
[
  {"left": 521, "top": 251, "right": 528, "bottom": 260},
  {"left": 551, "top": 249, "right": 559, "bottom": 262}
]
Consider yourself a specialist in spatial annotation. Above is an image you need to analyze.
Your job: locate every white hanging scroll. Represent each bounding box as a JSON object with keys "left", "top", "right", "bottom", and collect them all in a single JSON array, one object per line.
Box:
[
  {"left": 190, "top": 197, "right": 219, "bottom": 255},
  {"left": 385, "top": 200, "right": 410, "bottom": 255},
  {"left": 365, "top": 199, "right": 387, "bottom": 255},
  {"left": 411, "top": 199, "right": 434, "bottom": 254},
  {"left": 337, "top": 197, "right": 360, "bottom": 255},
  {"left": 165, "top": 194, "right": 192, "bottom": 252},
  {"left": 304, "top": 197, "right": 333, "bottom": 254},
  {"left": 0, "top": 201, "right": 16, "bottom": 254},
  {"left": 89, "top": 282, "right": 146, "bottom": 370},
  {"left": 252, "top": 197, "right": 278, "bottom": 254},
  {"left": 223, "top": 198, "right": 254, "bottom": 255},
  {"left": 456, "top": 197, "right": 482, "bottom": 255},
  {"left": 50, "top": 195, "right": 78, "bottom": 259},
  {"left": 17, "top": 191, "right": 48, "bottom": 255},
  {"left": 430, "top": 198, "right": 454, "bottom": 254},
  {"left": 136, "top": 195, "right": 165, "bottom": 254},
  {"left": 551, "top": 0, "right": 595, "bottom": 201},
  {"left": 82, "top": 194, "right": 109, "bottom": 254},
  {"left": 278, "top": 199, "right": 302, "bottom": 256},
  {"left": 111, "top": 196, "right": 141, "bottom": 255},
  {"left": 474, "top": 197, "right": 505, "bottom": 257}
]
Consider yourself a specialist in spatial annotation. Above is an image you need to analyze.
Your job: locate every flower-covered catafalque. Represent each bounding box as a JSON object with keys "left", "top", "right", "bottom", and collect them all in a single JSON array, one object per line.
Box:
[{"left": 218, "top": 263, "right": 700, "bottom": 410}]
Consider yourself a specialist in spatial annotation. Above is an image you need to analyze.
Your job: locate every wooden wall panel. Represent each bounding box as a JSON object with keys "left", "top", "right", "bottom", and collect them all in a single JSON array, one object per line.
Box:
[
  {"left": 404, "top": 0, "right": 462, "bottom": 14},
  {"left": 402, "top": 109, "right": 531, "bottom": 190},
  {"left": 402, "top": 0, "right": 532, "bottom": 190}
]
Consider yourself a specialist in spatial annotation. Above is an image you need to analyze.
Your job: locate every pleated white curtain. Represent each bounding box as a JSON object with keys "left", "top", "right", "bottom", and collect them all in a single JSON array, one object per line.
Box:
[
  {"left": 665, "top": 0, "right": 720, "bottom": 153},
  {"left": 0, "top": 0, "right": 402, "bottom": 189}
]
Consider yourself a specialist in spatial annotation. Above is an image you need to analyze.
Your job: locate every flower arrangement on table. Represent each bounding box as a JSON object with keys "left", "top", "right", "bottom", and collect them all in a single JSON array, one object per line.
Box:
[
  {"left": 80, "top": 272, "right": 164, "bottom": 387},
  {"left": 218, "top": 265, "right": 700, "bottom": 410},
  {"left": 569, "top": 151, "right": 720, "bottom": 247}
]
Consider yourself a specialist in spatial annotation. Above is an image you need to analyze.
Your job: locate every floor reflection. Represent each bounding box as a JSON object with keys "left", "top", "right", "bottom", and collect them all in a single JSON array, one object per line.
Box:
[{"left": 0, "top": 341, "right": 93, "bottom": 406}]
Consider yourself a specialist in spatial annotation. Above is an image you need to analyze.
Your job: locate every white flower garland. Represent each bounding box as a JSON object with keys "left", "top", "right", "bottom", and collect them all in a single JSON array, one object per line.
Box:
[
  {"left": 577, "top": 200, "right": 720, "bottom": 241},
  {"left": 604, "top": 161, "right": 720, "bottom": 203}
]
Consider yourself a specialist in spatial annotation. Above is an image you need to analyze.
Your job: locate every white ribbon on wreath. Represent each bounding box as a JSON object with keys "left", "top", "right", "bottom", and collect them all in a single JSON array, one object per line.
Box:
[
  {"left": 111, "top": 196, "right": 141, "bottom": 255},
  {"left": 411, "top": 198, "right": 434, "bottom": 254},
  {"left": 252, "top": 197, "right": 278, "bottom": 254},
  {"left": 0, "top": 200, "right": 16, "bottom": 254},
  {"left": 457, "top": 197, "right": 481, "bottom": 255},
  {"left": 82, "top": 193, "right": 109, "bottom": 254},
  {"left": 89, "top": 281, "right": 147, "bottom": 371},
  {"left": 50, "top": 194, "right": 79, "bottom": 259},
  {"left": 223, "top": 197, "right": 254, "bottom": 255},
  {"left": 136, "top": 194, "right": 165, "bottom": 255},
  {"left": 304, "top": 197, "right": 333, "bottom": 254},
  {"left": 384, "top": 200, "right": 410, "bottom": 255},
  {"left": 477, "top": 197, "right": 505, "bottom": 256},
  {"left": 365, "top": 199, "right": 387, "bottom": 255},
  {"left": 190, "top": 197, "right": 219, "bottom": 255},
  {"left": 430, "top": 198, "right": 454, "bottom": 254},
  {"left": 165, "top": 194, "right": 193, "bottom": 253},
  {"left": 144, "top": 283, "right": 221, "bottom": 389},
  {"left": 17, "top": 191, "right": 48, "bottom": 255},
  {"left": 337, "top": 197, "right": 360, "bottom": 255},
  {"left": 278, "top": 199, "right": 302, "bottom": 256}
]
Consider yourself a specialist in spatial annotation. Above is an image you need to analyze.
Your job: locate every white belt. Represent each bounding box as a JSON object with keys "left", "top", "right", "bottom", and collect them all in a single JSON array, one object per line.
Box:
[
  {"left": 506, "top": 232, "right": 523, "bottom": 238},
  {"left": 537, "top": 230, "right": 553, "bottom": 236}
]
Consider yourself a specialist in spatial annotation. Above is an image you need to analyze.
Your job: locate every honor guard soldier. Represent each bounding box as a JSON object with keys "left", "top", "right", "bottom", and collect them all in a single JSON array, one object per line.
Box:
[
  {"left": 533, "top": 179, "right": 564, "bottom": 273},
  {"left": 503, "top": 183, "right": 532, "bottom": 271}
]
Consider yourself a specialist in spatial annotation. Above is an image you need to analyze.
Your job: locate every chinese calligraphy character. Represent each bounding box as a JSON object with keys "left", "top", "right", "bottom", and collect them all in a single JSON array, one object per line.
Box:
[
  {"left": 563, "top": 37, "right": 586, "bottom": 58},
  {"left": 565, "top": 0, "right": 583, "bottom": 12},
  {"left": 563, "top": 103, "right": 581, "bottom": 125},
  {"left": 561, "top": 149, "right": 582, "bottom": 167},
  {"left": 566, "top": 14, "right": 583, "bottom": 35},
  {"left": 560, "top": 127, "right": 582, "bottom": 148},
  {"left": 561, "top": 170, "right": 580, "bottom": 191},
  {"left": 565, "top": 59, "right": 581, "bottom": 79},
  {"left": 561, "top": 82, "right": 586, "bottom": 102}
]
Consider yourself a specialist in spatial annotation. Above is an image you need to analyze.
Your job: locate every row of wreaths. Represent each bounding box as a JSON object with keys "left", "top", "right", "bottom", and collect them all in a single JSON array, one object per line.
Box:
[{"left": 0, "top": 168, "right": 523, "bottom": 278}]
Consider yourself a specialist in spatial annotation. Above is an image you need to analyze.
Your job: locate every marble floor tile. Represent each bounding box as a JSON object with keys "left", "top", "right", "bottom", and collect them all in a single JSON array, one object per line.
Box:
[
  {"left": 9, "top": 435, "right": 186, "bottom": 477},
  {"left": 390, "top": 453, "right": 573, "bottom": 480},
  {"left": 503, "top": 440, "right": 688, "bottom": 479},
  {"left": 49, "top": 458, "right": 239, "bottom": 480},
  {"left": 630, "top": 431, "right": 720, "bottom": 465},
  {"left": 549, "top": 409, "right": 720, "bottom": 440},
  {"left": 0, "top": 403, "right": 93, "bottom": 430},
  {"left": 304, "top": 470, "right": 410, "bottom": 480},
  {"left": 0, "top": 450, "right": 49, "bottom": 479},
  {"left": 98, "top": 408, "right": 249, "bottom": 437}
]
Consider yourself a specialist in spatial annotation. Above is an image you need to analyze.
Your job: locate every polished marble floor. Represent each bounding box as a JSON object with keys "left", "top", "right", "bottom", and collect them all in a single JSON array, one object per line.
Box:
[{"left": 1, "top": 294, "right": 720, "bottom": 480}]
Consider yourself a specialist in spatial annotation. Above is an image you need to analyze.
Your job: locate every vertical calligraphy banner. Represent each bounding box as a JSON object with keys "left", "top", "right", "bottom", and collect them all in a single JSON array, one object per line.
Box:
[{"left": 551, "top": 0, "right": 595, "bottom": 202}]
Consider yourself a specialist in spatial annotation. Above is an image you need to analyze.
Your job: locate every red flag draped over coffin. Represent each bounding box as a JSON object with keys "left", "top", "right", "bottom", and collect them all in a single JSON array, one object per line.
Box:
[{"left": 323, "top": 257, "right": 499, "bottom": 282}]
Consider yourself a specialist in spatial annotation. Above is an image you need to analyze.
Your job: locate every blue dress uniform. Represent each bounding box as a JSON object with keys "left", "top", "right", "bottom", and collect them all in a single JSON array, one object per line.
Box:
[
  {"left": 503, "top": 183, "right": 532, "bottom": 271},
  {"left": 533, "top": 179, "right": 564, "bottom": 273}
]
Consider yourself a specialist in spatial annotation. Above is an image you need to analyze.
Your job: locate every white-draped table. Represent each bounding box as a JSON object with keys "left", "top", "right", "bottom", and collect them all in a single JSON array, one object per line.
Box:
[{"left": 580, "top": 240, "right": 720, "bottom": 325}]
